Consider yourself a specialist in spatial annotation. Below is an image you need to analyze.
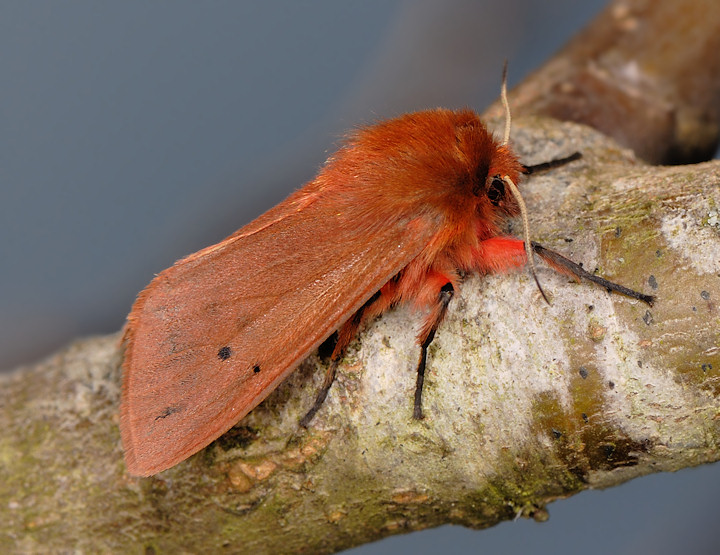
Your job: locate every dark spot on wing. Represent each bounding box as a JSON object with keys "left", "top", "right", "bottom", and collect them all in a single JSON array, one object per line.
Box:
[{"left": 155, "top": 405, "right": 182, "bottom": 421}]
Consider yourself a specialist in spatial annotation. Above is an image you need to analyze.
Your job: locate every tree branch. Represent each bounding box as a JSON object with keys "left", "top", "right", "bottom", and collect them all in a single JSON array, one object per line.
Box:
[
  {"left": 485, "top": 0, "right": 720, "bottom": 164},
  {"left": 2, "top": 117, "right": 719, "bottom": 552}
]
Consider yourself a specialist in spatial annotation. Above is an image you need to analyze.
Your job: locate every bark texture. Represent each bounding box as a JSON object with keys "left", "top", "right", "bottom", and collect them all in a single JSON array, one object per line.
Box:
[
  {"left": 2, "top": 118, "right": 719, "bottom": 553},
  {"left": 486, "top": 0, "right": 720, "bottom": 164}
]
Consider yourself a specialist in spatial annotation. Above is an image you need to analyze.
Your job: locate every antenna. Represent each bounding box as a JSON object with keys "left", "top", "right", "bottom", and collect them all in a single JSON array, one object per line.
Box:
[
  {"left": 501, "top": 60, "right": 511, "bottom": 146},
  {"left": 503, "top": 176, "right": 549, "bottom": 304},
  {"left": 499, "top": 62, "right": 549, "bottom": 304}
]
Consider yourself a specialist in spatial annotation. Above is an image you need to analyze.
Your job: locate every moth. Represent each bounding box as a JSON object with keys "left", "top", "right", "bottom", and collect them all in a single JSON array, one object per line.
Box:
[{"left": 120, "top": 70, "right": 653, "bottom": 476}]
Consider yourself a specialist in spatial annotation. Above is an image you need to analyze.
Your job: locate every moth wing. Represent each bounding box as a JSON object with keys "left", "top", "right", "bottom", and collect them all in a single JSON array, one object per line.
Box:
[{"left": 121, "top": 190, "right": 436, "bottom": 475}]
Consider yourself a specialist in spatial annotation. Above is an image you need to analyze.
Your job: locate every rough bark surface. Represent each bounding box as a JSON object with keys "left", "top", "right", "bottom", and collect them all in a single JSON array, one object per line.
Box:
[
  {"left": 2, "top": 118, "right": 719, "bottom": 553},
  {"left": 486, "top": 0, "right": 720, "bottom": 164}
]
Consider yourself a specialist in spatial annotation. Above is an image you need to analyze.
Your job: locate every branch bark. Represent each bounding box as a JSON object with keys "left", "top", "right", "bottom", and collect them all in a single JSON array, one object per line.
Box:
[
  {"left": 485, "top": 0, "right": 720, "bottom": 164},
  {"left": 2, "top": 117, "right": 719, "bottom": 552}
]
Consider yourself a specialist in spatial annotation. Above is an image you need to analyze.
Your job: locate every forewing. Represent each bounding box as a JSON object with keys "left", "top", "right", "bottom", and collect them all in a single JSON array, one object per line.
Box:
[{"left": 121, "top": 191, "right": 435, "bottom": 475}]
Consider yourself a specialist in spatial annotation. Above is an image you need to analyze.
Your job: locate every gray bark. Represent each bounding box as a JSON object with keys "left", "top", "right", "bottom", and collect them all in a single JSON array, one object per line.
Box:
[{"left": 486, "top": 0, "right": 720, "bottom": 164}]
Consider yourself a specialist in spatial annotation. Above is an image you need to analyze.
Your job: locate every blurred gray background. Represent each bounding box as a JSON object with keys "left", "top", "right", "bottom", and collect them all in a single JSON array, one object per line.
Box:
[{"left": 3, "top": 1, "right": 719, "bottom": 553}]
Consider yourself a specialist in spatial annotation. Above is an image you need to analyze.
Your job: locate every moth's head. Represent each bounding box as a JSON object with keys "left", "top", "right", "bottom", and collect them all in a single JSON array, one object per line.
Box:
[{"left": 452, "top": 114, "right": 524, "bottom": 219}]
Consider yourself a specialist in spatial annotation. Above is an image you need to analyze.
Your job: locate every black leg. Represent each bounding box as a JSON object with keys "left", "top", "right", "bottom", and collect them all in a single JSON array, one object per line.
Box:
[
  {"left": 414, "top": 327, "right": 437, "bottom": 420},
  {"left": 413, "top": 283, "right": 454, "bottom": 420},
  {"left": 300, "top": 291, "right": 381, "bottom": 427},
  {"left": 300, "top": 358, "right": 340, "bottom": 428},
  {"left": 523, "top": 152, "right": 582, "bottom": 174},
  {"left": 532, "top": 242, "right": 655, "bottom": 305}
]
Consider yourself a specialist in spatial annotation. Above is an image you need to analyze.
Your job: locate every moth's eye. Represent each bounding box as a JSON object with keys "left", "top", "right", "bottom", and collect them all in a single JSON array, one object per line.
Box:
[{"left": 487, "top": 176, "right": 505, "bottom": 206}]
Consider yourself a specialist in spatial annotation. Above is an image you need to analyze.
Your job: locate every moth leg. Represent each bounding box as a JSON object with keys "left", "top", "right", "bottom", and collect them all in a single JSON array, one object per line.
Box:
[
  {"left": 532, "top": 242, "right": 655, "bottom": 305},
  {"left": 299, "top": 359, "right": 339, "bottom": 428},
  {"left": 300, "top": 291, "right": 381, "bottom": 428},
  {"left": 472, "top": 237, "right": 654, "bottom": 305},
  {"left": 414, "top": 281, "right": 455, "bottom": 420},
  {"left": 522, "top": 151, "right": 581, "bottom": 174}
]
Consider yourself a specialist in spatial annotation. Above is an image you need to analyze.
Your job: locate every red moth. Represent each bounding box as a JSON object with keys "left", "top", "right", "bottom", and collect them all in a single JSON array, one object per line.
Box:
[{"left": 120, "top": 73, "right": 653, "bottom": 476}]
